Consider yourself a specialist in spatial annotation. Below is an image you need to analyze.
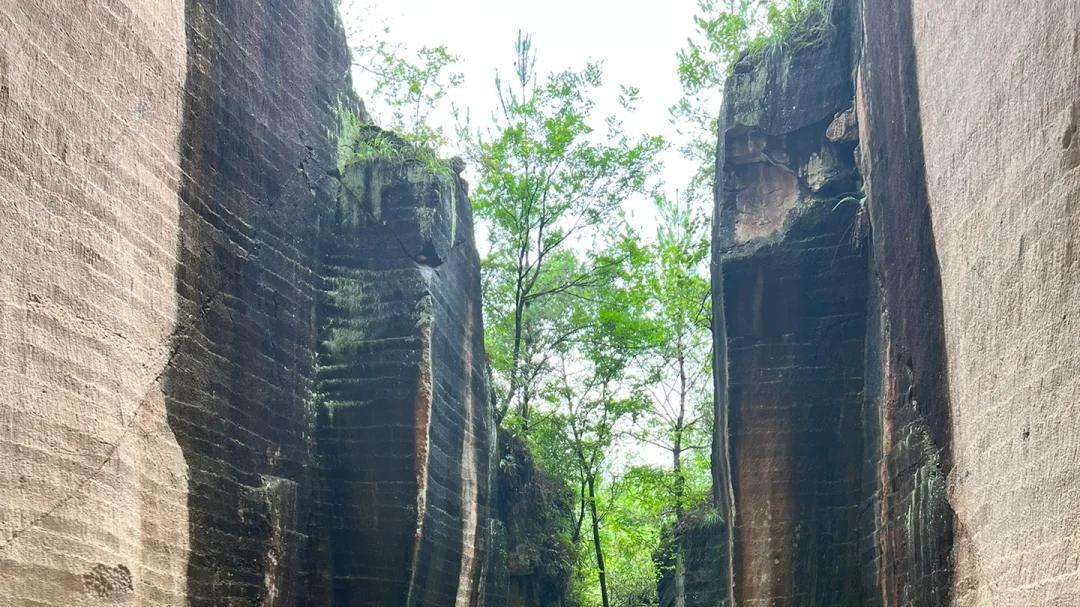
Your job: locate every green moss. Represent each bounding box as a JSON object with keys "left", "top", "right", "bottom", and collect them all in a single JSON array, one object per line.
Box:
[
  {"left": 333, "top": 103, "right": 457, "bottom": 228},
  {"left": 743, "top": 0, "right": 835, "bottom": 64},
  {"left": 697, "top": 507, "right": 727, "bottom": 530},
  {"left": 336, "top": 104, "right": 453, "bottom": 181},
  {"left": 323, "top": 274, "right": 374, "bottom": 312},
  {"left": 725, "top": 0, "right": 837, "bottom": 129}
]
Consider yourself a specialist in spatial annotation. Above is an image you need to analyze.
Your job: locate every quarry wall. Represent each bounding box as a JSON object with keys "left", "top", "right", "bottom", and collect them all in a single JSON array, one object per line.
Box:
[
  {"left": 0, "top": 2, "right": 493, "bottom": 605},
  {"left": 712, "top": 4, "right": 868, "bottom": 603},
  {"left": 2, "top": 0, "right": 1078, "bottom": 606},
  {"left": 307, "top": 144, "right": 492, "bottom": 606},
  {"left": 0, "top": 2, "right": 189, "bottom": 604},
  {"left": 910, "top": 1, "right": 1080, "bottom": 605},
  {"left": 165, "top": 1, "right": 351, "bottom": 603},
  {"left": 711, "top": 1, "right": 1079, "bottom": 606}
]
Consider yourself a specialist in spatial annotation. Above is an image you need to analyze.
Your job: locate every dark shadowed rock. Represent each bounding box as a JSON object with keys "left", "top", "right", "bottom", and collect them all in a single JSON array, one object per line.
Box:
[
  {"left": 483, "top": 430, "right": 574, "bottom": 607},
  {"left": 307, "top": 143, "right": 492, "bottom": 606},
  {"left": 710, "top": 1, "right": 960, "bottom": 606},
  {"left": 711, "top": 1, "right": 873, "bottom": 605}
]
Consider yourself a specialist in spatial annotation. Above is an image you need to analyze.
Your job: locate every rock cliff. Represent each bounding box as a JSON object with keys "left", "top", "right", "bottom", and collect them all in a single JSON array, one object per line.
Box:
[
  {"left": 483, "top": 430, "right": 574, "bottom": 607},
  {"left": 306, "top": 127, "right": 492, "bottom": 606},
  {"left": 1, "top": 0, "right": 1077, "bottom": 605},
  {"left": 0, "top": 1, "right": 493, "bottom": 605},
  {"left": 710, "top": 1, "right": 1080, "bottom": 606},
  {"left": 712, "top": 4, "right": 868, "bottom": 603}
]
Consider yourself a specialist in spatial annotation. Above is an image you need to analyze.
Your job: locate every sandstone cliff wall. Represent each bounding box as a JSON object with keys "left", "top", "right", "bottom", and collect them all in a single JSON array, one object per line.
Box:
[
  {"left": 855, "top": 1, "right": 955, "bottom": 603},
  {"left": 164, "top": 1, "right": 351, "bottom": 603},
  {"left": 307, "top": 140, "right": 492, "bottom": 606},
  {"left": 0, "top": 2, "right": 493, "bottom": 605},
  {"left": 712, "top": 4, "right": 868, "bottom": 603},
  {"left": 0, "top": 2, "right": 189, "bottom": 604},
  {"left": 712, "top": 1, "right": 1079, "bottom": 606},
  {"left": 909, "top": 2, "right": 1080, "bottom": 604},
  {"left": 483, "top": 430, "right": 573, "bottom": 607}
]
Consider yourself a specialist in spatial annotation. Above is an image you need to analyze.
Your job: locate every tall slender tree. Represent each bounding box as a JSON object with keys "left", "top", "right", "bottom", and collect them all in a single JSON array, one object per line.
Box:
[
  {"left": 538, "top": 254, "right": 654, "bottom": 607},
  {"left": 465, "top": 32, "right": 662, "bottom": 434}
]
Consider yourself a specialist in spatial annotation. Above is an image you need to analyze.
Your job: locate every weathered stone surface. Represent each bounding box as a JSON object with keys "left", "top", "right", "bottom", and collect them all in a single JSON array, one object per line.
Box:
[
  {"left": 826, "top": 108, "right": 859, "bottom": 143},
  {"left": 307, "top": 148, "right": 492, "bottom": 606},
  {"left": 908, "top": 1, "right": 1080, "bottom": 604},
  {"left": 483, "top": 430, "right": 573, "bottom": 607},
  {"left": 713, "top": 1, "right": 1079, "bottom": 606},
  {"left": 162, "top": 1, "right": 352, "bottom": 603},
  {"left": 726, "top": 9, "right": 852, "bottom": 137},
  {"left": 0, "top": 2, "right": 190, "bottom": 605},
  {"left": 711, "top": 4, "right": 867, "bottom": 605},
  {"left": 0, "top": 1, "right": 494, "bottom": 605},
  {"left": 656, "top": 510, "right": 728, "bottom": 607},
  {"left": 854, "top": 1, "right": 956, "bottom": 604}
]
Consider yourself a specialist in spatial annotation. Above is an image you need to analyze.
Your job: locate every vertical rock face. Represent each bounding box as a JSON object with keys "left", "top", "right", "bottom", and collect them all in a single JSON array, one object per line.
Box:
[
  {"left": 483, "top": 430, "right": 574, "bottom": 607},
  {"left": 855, "top": 1, "right": 955, "bottom": 604},
  {"left": 656, "top": 511, "right": 728, "bottom": 607},
  {"left": 712, "top": 4, "right": 867, "bottom": 604},
  {"left": 309, "top": 144, "right": 491, "bottom": 606},
  {"left": 0, "top": 2, "right": 190, "bottom": 605},
  {"left": 712, "top": 0, "right": 1080, "bottom": 606},
  {"left": 165, "top": 1, "right": 351, "bottom": 603},
  {"left": 904, "top": 1, "right": 1080, "bottom": 605},
  {"left": 0, "top": 1, "right": 494, "bottom": 605}
]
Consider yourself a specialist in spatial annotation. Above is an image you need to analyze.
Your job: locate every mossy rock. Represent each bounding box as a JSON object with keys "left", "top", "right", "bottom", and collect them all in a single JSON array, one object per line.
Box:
[{"left": 725, "top": 0, "right": 852, "bottom": 135}]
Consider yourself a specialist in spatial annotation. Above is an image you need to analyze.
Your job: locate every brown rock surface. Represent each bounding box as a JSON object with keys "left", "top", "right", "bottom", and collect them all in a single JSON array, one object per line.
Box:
[
  {"left": 0, "top": 2, "right": 190, "bottom": 605},
  {"left": 714, "top": 1, "right": 1079, "bottom": 606},
  {"left": 306, "top": 143, "right": 492, "bottom": 606},
  {"left": 0, "top": 1, "right": 494, "bottom": 605},
  {"left": 711, "top": 4, "right": 867, "bottom": 604},
  {"left": 910, "top": 1, "right": 1080, "bottom": 604},
  {"left": 162, "top": 0, "right": 352, "bottom": 602}
]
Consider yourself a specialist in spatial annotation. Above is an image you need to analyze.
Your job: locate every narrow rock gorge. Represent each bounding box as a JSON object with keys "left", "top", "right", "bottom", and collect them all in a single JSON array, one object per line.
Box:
[{"left": 1, "top": 0, "right": 1077, "bottom": 606}]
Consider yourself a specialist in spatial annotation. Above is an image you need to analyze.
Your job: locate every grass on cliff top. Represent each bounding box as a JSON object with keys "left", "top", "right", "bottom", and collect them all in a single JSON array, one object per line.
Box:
[
  {"left": 742, "top": 0, "right": 835, "bottom": 65},
  {"left": 336, "top": 104, "right": 454, "bottom": 183}
]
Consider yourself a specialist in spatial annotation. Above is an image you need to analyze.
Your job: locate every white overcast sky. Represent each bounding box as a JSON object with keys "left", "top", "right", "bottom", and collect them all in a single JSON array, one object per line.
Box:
[
  {"left": 340, "top": 0, "right": 707, "bottom": 233},
  {"left": 339, "top": 0, "right": 711, "bottom": 468}
]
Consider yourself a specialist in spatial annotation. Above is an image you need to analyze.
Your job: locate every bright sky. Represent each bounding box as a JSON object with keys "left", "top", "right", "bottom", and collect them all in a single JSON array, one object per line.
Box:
[
  {"left": 340, "top": 0, "right": 706, "bottom": 232},
  {"left": 340, "top": 0, "right": 713, "bottom": 470}
]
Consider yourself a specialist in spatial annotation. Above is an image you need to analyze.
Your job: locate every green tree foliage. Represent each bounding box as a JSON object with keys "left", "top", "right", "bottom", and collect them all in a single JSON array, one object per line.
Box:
[
  {"left": 520, "top": 198, "right": 714, "bottom": 607},
  {"left": 637, "top": 194, "right": 713, "bottom": 519},
  {"left": 634, "top": 196, "right": 715, "bottom": 607},
  {"left": 672, "top": 0, "right": 823, "bottom": 200},
  {"left": 348, "top": 20, "right": 463, "bottom": 149},
  {"left": 572, "top": 466, "right": 665, "bottom": 607},
  {"left": 463, "top": 32, "right": 663, "bottom": 433},
  {"left": 522, "top": 241, "right": 654, "bottom": 607},
  {"left": 342, "top": 5, "right": 823, "bottom": 603}
]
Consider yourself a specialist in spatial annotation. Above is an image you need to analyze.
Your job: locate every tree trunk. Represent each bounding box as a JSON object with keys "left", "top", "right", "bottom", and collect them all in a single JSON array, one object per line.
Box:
[
  {"left": 521, "top": 383, "right": 531, "bottom": 435},
  {"left": 673, "top": 348, "right": 687, "bottom": 519},
  {"left": 509, "top": 297, "right": 524, "bottom": 422},
  {"left": 674, "top": 546, "right": 687, "bottom": 607},
  {"left": 587, "top": 474, "right": 610, "bottom": 607},
  {"left": 572, "top": 478, "right": 587, "bottom": 544},
  {"left": 673, "top": 347, "right": 687, "bottom": 607}
]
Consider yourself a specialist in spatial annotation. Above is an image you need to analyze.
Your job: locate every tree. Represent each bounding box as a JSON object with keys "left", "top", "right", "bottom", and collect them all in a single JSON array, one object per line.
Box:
[
  {"left": 638, "top": 194, "right": 713, "bottom": 516},
  {"left": 672, "top": 0, "right": 815, "bottom": 201},
  {"left": 345, "top": 11, "right": 463, "bottom": 149},
  {"left": 541, "top": 258, "right": 654, "bottom": 607},
  {"left": 636, "top": 195, "right": 714, "bottom": 607},
  {"left": 671, "top": 0, "right": 756, "bottom": 202},
  {"left": 465, "top": 31, "right": 663, "bottom": 434}
]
